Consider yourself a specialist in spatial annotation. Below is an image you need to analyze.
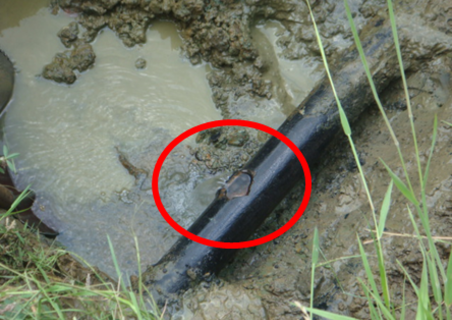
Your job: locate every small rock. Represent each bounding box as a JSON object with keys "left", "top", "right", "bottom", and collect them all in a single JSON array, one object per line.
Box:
[
  {"left": 187, "top": 268, "right": 197, "bottom": 280},
  {"left": 135, "top": 58, "right": 147, "bottom": 69}
]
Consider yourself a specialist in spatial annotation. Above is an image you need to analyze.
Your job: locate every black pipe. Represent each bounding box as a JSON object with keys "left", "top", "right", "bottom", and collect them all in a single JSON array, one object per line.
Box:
[{"left": 142, "top": 17, "right": 405, "bottom": 299}]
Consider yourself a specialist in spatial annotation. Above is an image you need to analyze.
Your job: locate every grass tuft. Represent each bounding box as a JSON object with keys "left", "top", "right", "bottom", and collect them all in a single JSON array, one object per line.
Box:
[
  {"left": 300, "top": 0, "right": 452, "bottom": 319},
  {"left": 0, "top": 218, "right": 162, "bottom": 319}
]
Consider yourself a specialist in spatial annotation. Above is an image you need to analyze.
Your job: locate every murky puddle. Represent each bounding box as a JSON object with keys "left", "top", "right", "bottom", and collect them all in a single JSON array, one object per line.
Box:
[
  {"left": 0, "top": 0, "right": 325, "bottom": 288},
  {"left": 0, "top": 1, "right": 221, "bottom": 277}
]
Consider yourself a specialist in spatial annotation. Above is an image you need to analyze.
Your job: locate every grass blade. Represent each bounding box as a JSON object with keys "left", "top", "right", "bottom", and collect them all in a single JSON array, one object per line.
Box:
[
  {"left": 304, "top": 307, "right": 358, "bottom": 320},
  {"left": 374, "top": 240, "right": 390, "bottom": 309},
  {"left": 380, "top": 159, "right": 418, "bottom": 206},
  {"left": 6, "top": 152, "right": 19, "bottom": 158},
  {"left": 445, "top": 248, "right": 452, "bottom": 307},
  {"left": 386, "top": 0, "right": 424, "bottom": 194},
  {"left": 2, "top": 185, "right": 32, "bottom": 217},
  {"left": 358, "top": 279, "right": 395, "bottom": 320},
  {"left": 417, "top": 257, "right": 433, "bottom": 320},
  {"left": 377, "top": 180, "right": 393, "bottom": 239},
  {"left": 423, "top": 115, "right": 438, "bottom": 186},
  {"left": 357, "top": 237, "right": 379, "bottom": 298},
  {"left": 310, "top": 228, "right": 320, "bottom": 319},
  {"left": 107, "top": 235, "right": 127, "bottom": 292},
  {"left": 339, "top": 107, "right": 351, "bottom": 136},
  {"left": 6, "top": 159, "right": 16, "bottom": 173},
  {"left": 426, "top": 251, "right": 442, "bottom": 307},
  {"left": 400, "top": 278, "right": 406, "bottom": 320},
  {"left": 364, "top": 286, "right": 380, "bottom": 320},
  {"left": 397, "top": 260, "right": 419, "bottom": 296}
]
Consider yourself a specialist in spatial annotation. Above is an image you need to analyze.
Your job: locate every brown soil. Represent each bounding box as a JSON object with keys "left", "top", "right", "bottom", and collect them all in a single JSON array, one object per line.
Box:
[{"left": 214, "top": 53, "right": 452, "bottom": 318}]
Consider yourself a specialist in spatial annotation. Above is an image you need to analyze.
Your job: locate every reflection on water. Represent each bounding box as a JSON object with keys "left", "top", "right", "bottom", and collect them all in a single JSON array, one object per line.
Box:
[
  {"left": 0, "top": 0, "right": 50, "bottom": 32},
  {"left": 0, "top": 3, "right": 221, "bottom": 277}
]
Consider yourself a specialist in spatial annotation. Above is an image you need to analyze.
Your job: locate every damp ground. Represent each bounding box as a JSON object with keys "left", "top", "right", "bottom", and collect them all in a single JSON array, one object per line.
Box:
[{"left": 1, "top": 0, "right": 452, "bottom": 318}]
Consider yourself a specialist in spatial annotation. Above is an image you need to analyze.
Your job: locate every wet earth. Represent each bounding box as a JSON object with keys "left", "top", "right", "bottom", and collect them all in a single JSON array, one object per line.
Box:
[{"left": 2, "top": 0, "right": 452, "bottom": 318}]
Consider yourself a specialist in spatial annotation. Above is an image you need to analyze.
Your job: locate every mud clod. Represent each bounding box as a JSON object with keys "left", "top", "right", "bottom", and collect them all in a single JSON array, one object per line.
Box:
[
  {"left": 192, "top": 127, "right": 258, "bottom": 172},
  {"left": 42, "top": 40, "right": 95, "bottom": 84},
  {"left": 57, "top": 22, "right": 79, "bottom": 48},
  {"left": 42, "top": 52, "right": 77, "bottom": 84},
  {"left": 70, "top": 40, "right": 96, "bottom": 72}
]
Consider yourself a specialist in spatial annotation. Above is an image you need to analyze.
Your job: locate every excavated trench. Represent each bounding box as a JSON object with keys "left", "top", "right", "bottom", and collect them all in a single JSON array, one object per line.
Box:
[{"left": 1, "top": 0, "right": 452, "bottom": 318}]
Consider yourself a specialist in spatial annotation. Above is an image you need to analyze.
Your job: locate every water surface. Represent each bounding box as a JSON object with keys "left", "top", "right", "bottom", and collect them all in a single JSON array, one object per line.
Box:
[{"left": 0, "top": 2, "right": 221, "bottom": 277}]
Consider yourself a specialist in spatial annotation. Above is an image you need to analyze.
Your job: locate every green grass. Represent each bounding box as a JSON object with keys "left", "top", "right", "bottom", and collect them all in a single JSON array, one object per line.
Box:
[
  {"left": 301, "top": 0, "right": 452, "bottom": 319},
  {"left": 0, "top": 145, "right": 19, "bottom": 175},
  {"left": 0, "top": 202, "right": 162, "bottom": 319}
]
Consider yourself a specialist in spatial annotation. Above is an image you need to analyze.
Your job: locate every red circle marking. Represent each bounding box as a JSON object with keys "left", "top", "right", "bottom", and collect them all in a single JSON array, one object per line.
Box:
[{"left": 152, "top": 120, "right": 312, "bottom": 249}]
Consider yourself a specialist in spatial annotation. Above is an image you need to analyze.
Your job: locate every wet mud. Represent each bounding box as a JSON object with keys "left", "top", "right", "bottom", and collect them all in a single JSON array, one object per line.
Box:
[
  {"left": 213, "top": 53, "right": 452, "bottom": 319},
  {"left": 161, "top": 0, "right": 452, "bottom": 318},
  {"left": 2, "top": 0, "right": 452, "bottom": 318}
]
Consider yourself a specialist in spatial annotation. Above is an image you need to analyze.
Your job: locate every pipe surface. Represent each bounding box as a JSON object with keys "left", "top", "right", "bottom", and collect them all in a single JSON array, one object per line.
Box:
[{"left": 142, "top": 18, "right": 404, "bottom": 299}]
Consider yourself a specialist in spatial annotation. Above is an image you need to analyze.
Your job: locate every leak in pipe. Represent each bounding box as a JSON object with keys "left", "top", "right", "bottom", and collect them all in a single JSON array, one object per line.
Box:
[{"left": 142, "top": 17, "right": 409, "bottom": 299}]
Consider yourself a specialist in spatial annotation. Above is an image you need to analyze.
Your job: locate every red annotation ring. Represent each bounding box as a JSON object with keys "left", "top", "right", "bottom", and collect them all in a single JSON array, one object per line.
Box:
[{"left": 152, "top": 120, "right": 312, "bottom": 249}]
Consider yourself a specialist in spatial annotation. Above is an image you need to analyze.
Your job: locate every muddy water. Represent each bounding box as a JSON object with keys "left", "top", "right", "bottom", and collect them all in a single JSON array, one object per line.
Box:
[
  {"left": 253, "top": 20, "right": 323, "bottom": 109},
  {"left": 0, "top": 2, "right": 221, "bottom": 277}
]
